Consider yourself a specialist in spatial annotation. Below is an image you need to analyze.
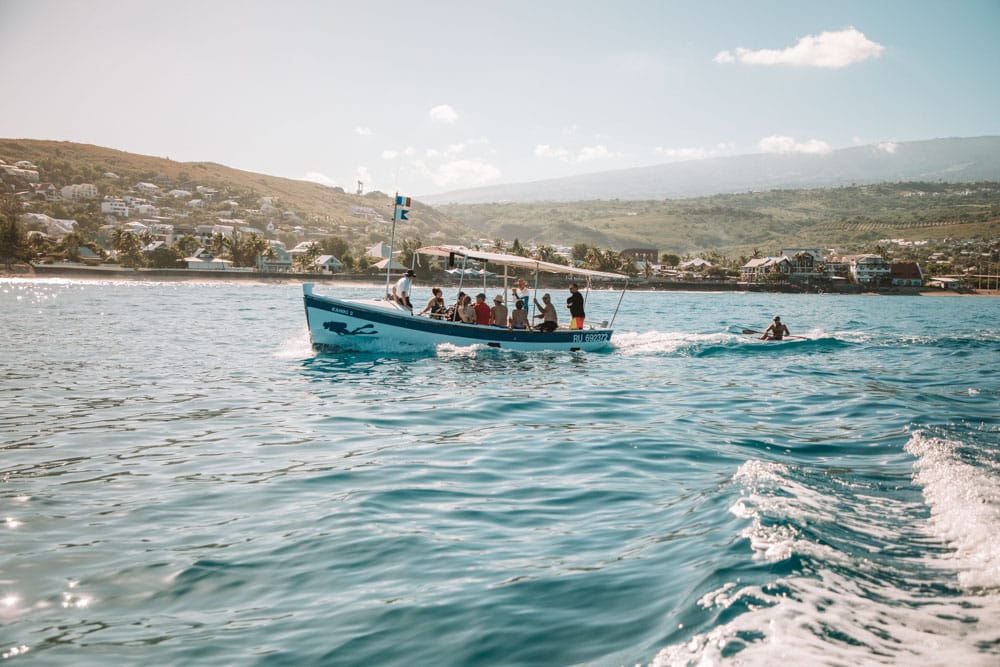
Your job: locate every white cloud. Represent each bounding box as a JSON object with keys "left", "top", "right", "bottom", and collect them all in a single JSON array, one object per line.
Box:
[
  {"left": 714, "top": 27, "right": 884, "bottom": 69},
  {"left": 381, "top": 150, "right": 399, "bottom": 160},
  {"left": 535, "top": 144, "right": 571, "bottom": 161},
  {"left": 758, "top": 135, "right": 832, "bottom": 155},
  {"left": 301, "top": 172, "right": 338, "bottom": 187},
  {"left": 429, "top": 104, "right": 458, "bottom": 123},
  {"left": 577, "top": 144, "right": 622, "bottom": 162},
  {"left": 877, "top": 141, "right": 898, "bottom": 154},
  {"left": 425, "top": 148, "right": 441, "bottom": 158},
  {"left": 354, "top": 126, "right": 373, "bottom": 136}
]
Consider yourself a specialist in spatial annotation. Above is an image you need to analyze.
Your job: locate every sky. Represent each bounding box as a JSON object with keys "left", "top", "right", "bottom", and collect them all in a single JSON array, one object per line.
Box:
[{"left": 1, "top": 0, "right": 998, "bottom": 197}]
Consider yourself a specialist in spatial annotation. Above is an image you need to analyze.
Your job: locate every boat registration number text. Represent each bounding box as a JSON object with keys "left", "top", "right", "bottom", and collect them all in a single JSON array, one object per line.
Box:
[{"left": 573, "top": 333, "right": 609, "bottom": 343}]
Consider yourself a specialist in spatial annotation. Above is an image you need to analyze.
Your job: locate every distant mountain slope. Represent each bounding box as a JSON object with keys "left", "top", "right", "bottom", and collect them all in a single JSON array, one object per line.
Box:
[{"left": 422, "top": 137, "right": 1000, "bottom": 204}]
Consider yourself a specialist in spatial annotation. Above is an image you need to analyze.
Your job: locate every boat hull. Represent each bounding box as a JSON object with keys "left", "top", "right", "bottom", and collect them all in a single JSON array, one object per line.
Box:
[{"left": 303, "top": 284, "right": 613, "bottom": 352}]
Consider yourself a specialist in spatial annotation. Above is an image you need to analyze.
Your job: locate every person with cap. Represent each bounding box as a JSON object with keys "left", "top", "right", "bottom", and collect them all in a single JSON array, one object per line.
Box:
[
  {"left": 392, "top": 269, "right": 416, "bottom": 310},
  {"left": 566, "top": 283, "right": 585, "bottom": 330},
  {"left": 489, "top": 295, "right": 508, "bottom": 328},
  {"left": 473, "top": 293, "right": 491, "bottom": 325},
  {"left": 533, "top": 293, "right": 558, "bottom": 332},
  {"left": 761, "top": 316, "right": 790, "bottom": 340}
]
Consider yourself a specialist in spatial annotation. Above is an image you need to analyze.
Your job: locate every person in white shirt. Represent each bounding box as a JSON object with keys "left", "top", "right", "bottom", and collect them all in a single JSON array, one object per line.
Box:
[{"left": 392, "top": 269, "right": 415, "bottom": 310}]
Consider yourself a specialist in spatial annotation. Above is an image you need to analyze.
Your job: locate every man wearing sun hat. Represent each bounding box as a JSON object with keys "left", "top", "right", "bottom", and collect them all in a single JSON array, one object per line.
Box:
[{"left": 392, "top": 269, "right": 416, "bottom": 311}]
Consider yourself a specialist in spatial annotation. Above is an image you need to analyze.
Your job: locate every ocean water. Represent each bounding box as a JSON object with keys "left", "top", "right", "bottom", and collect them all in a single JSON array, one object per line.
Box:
[{"left": 1, "top": 278, "right": 998, "bottom": 666}]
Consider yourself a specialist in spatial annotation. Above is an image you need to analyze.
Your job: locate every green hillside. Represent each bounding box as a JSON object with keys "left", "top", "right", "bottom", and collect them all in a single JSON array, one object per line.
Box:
[
  {"left": 0, "top": 139, "right": 474, "bottom": 245},
  {"left": 440, "top": 182, "right": 1000, "bottom": 256},
  {"left": 4, "top": 139, "right": 998, "bottom": 258}
]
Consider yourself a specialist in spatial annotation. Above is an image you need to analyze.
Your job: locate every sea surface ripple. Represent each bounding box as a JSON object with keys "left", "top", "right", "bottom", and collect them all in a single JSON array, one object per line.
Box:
[{"left": 1, "top": 279, "right": 998, "bottom": 666}]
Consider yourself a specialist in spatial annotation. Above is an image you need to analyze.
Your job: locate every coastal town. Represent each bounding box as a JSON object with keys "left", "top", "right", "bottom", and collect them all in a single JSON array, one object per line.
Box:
[{"left": 2, "top": 153, "right": 997, "bottom": 293}]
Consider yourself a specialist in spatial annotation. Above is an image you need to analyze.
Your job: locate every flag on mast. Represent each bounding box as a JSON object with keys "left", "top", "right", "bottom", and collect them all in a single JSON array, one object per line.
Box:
[
  {"left": 394, "top": 208, "right": 409, "bottom": 221},
  {"left": 395, "top": 195, "right": 411, "bottom": 207}
]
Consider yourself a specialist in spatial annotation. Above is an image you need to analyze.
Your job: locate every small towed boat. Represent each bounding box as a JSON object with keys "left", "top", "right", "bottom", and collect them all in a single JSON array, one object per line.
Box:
[{"left": 303, "top": 244, "right": 629, "bottom": 353}]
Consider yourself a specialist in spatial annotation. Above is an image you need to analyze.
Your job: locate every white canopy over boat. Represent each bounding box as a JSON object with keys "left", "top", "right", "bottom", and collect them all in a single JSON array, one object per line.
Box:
[{"left": 417, "top": 245, "right": 626, "bottom": 281}]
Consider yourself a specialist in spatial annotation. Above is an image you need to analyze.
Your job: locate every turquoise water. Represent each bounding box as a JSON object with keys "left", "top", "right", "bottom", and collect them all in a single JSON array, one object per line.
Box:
[{"left": 1, "top": 278, "right": 998, "bottom": 666}]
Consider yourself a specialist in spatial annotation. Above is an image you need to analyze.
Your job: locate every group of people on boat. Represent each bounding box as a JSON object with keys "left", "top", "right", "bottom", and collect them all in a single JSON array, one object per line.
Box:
[{"left": 393, "top": 274, "right": 587, "bottom": 332}]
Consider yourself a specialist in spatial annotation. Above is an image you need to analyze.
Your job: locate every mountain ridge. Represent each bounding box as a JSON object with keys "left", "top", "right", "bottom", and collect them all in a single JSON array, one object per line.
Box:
[{"left": 421, "top": 136, "right": 1000, "bottom": 204}]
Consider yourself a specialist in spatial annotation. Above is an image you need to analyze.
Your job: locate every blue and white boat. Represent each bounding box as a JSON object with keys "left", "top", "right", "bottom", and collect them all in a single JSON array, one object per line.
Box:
[{"left": 303, "top": 244, "right": 629, "bottom": 353}]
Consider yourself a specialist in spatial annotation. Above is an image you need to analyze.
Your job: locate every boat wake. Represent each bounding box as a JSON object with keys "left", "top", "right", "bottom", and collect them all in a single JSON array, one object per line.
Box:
[
  {"left": 651, "top": 430, "right": 1000, "bottom": 666},
  {"left": 612, "top": 330, "right": 851, "bottom": 357}
]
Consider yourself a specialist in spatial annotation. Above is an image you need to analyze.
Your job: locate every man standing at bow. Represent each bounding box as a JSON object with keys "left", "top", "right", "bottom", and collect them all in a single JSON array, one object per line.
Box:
[
  {"left": 566, "top": 283, "right": 585, "bottom": 330},
  {"left": 392, "top": 269, "right": 415, "bottom": 311}
]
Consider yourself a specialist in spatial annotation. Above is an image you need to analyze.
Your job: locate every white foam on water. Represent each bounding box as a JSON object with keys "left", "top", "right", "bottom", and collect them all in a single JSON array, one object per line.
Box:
[
  {"left": 905, "top": 430, "right": 1000, "bottom": 590},
  {"left": 613, "top": 330, "right": 734, "bottom": 355},
  {"left": 653, "top": 570, "right": 1000, "bottom": 667},
  {"left": 650, "top": 457, "right": 1000, "bottom": 666},
  {"left": 273, "top": 328, "right": 315, "bottom": 359}
]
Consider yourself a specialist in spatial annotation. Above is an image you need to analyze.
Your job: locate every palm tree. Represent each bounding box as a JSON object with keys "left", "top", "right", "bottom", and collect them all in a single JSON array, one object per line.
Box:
[
  {"left": 0, "top": 194, "right": 29, "bottom": 270},
  {"left": 58, "top": 231, "right": 87, "bottom": 261},
  {"left": 533, "top": 245, "right": 563, "bottom": 264},
  {"left": 175, "top": 234, "right": 200, "bottom": 258},
  {"left": 112, "top": 229, "right": 143, "bottom": 268}
]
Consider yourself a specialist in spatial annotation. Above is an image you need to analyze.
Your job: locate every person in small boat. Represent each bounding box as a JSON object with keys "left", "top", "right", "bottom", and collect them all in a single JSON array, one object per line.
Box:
[
  {"left": 489, "top": 295, "right": 508, "bottom": 327},
  {"left": 446, "top": 291, "right": 466, "bottom": 321},
  {"left": 533, "top": 293, "right": 558, "bottom": 332},
  {"left": 566, "top": 283, "right": 585, "bottom": 330},
  {"left": 473, "top": 293, "right": 491, "bottom": 325},
  {"left": 459, "top": 294, "right": 476, "bottom": 323},
  {"left": 418, "top": 287, "right": 446, "bottom": 318},
  {"left": 512, "top": 279, "right": 530, "bottom": 310},
  {"left": 392, "top": 269, "right": 416, "bottom": 310},
  {"left": 761, "top": 316, "right": 790, "bottom": 340},
  {"left": 509, "top": 300, "right": 530, "bottom": 330}
]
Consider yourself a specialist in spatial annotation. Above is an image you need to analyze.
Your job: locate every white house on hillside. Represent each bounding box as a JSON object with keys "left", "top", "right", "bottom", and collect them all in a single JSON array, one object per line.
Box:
[
  {"left": 313, "top": 255, "right": 344, "bottom": 274},
  {"left": 60, "top": 183, "right": 98, "bottom": 200}
]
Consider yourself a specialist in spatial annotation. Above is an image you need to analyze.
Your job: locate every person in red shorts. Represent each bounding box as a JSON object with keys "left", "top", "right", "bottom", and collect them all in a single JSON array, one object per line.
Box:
[{"left": 566, "top": 283, "right": 585, "bottom": 330}]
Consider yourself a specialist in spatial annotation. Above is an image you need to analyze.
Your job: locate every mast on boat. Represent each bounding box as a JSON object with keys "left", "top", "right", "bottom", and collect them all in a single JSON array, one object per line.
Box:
[{"left": 384, "top": 193, "right": 411, "bottom": 297}]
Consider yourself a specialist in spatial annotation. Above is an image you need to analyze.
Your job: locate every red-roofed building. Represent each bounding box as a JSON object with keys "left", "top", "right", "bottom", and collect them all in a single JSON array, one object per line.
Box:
[{"left": 890, "top": 262, "right": 923, "bottom": 287}]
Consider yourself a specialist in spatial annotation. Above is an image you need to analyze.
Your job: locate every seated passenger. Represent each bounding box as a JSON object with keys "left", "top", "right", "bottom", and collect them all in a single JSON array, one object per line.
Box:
[
  {"left": 418, "top": 287, "right": 446, "bottom": 317},
  {"left": 490, "top": 295, "right": 508, "bottom": 327},
  {"left": 509, "top": 300, "right": 529, "bottom": 330},
  {"left": 473, "top": 293, "right": 491, "bottom": 325},
  {"left": 459, "top": 295, "right": 476, "bottom": 323},
  {"left": 533, "top": 293, "right": 558, "bottom": 332},
  {"left": 447, "top": 291, "right": 467, "bottom": 321}
]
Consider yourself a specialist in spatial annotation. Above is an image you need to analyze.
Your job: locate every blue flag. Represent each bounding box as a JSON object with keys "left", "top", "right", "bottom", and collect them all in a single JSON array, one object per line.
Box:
[
  {"left": 395, "top": 195, "right": 411, "bottom": 207},
  {"left": 394, "top": 208, "right": 409, "bottom": 221}
]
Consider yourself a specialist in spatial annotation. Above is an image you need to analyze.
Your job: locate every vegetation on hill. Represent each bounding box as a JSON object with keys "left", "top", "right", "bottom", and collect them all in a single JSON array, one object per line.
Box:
[
  {"left": 440, "top": 182, "right": 1000, "bottom": 257},
  {"left": 0, "top": 139, "right": 475, "bottom": 247},
  {"left": 3, "top": 140, "right": 997, "bottom": 268}
]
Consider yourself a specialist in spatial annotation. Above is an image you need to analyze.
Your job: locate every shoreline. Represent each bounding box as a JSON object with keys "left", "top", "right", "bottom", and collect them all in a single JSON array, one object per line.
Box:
[{"left": 4, "top": 263, "right": 997, "bottom": 297}]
